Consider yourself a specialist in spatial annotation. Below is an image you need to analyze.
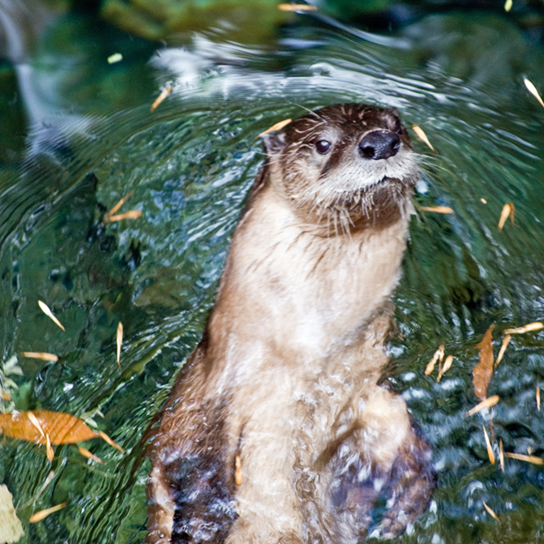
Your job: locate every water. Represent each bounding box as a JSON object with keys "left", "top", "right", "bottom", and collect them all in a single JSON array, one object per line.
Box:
[{"left": 1, "top": 7, "right": 544, "bottom": 544}]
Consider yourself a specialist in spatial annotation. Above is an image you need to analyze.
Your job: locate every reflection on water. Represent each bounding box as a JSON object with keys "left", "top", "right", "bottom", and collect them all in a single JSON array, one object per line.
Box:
[{"left": 1, "top": 6, "right": 544, "bottom": 544}]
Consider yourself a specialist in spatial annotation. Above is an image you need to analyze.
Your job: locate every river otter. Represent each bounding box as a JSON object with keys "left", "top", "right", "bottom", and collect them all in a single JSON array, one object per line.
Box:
[{"left": 146, "top": 103, "right": 435, "bottom": 544}]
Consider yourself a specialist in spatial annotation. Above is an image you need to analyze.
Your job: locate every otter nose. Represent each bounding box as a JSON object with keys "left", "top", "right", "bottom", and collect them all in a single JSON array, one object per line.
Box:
[{"left": 358, "top": 130, "right": 401, "bottom": 160}]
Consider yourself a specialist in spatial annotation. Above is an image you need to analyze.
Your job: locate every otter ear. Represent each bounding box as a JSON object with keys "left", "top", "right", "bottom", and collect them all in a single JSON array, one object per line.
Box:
[{"left": 262, "top": 132, "right": 287, "bottom": 156}]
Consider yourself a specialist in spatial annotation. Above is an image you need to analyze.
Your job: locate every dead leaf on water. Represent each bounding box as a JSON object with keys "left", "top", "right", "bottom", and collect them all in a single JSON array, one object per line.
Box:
[
  {"left": 106, "top": 191, "right": 133, "bottom": 218},
  {"left": 437, "top": 354, "right": 453, "bottom": 382},
  {"left": 98, "top": 430, "right": 125, "bottom": 453},
  {"left": 419, "top": 206, "right": 454, "bottom": 214},
  {"left": 0, "top": 485, "right": 25, "bottom": 542},
  {"left": 116, "top": 322, "right": 123, "bottom": 369},
  {"left": 466, "top": 395, "right": 500, "bottom": 416},
  {"left": 483, "top": 501, "right": 500, "bottom": 523},
  {"left": 425, "top": 344, "right": 444, "bottom": 376},
  {"left": 504, "top": 0, "right": 513, "bottom": 11},
  {"left": 278, "top": 3, "right": 318, "bottom": 11},
  {"left": 257, "top": 118, "right": 292, "bottom": 138},
  {"left": 473, "top": 324, "right": 495, "bottom": 401},
  {"left": 538, "top": 383, "right": 541, "bottom": 411},
  {"left": 235, "top": 455, "right": 242, "bottom": 486},
  {"left": 38, "top": 301, "right": 65, "bottom": 331},
  {"left": 503, "top": 322, "right": 543, "bottom": 335},
  {"left": 21, "top": 352, "right": 58, "bottom": 362},
  {"left": 77, "top": 446, "right": 103, "bottom": 464},
  {"left": 0, "top": 410, "right": 98, "bottom": 445},
  {"left": 150, "top": 85, "right": 172, "bottom": 112},
  {"left": 499, "top": 439, "right": 504, "bottom": 472},
  {"left": 498, "top": 203, "right": 514, "bottom": 231},
  {"left": 104, "top": 210, "right": 143, "bottom": 223},
  {"left": 412, "top": 125, "right": 435, "bottom": 151},
  {"left": 483, "top": 425, "right": 495, "bottom": 464},
  {"left": 495, "top": 335, "right": 511, "bottom": 367},
  {"left": 524, "top": 78, "right": 544, "bottom": 108},
  {"left": 29, "top": 502, "right": 68, "bottom": 523},
  {"left": 505, "top": 452, "right": 544, "bottom": 465}
]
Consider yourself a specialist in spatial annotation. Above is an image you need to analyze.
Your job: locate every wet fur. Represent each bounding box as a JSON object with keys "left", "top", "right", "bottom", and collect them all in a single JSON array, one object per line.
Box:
[{"left": 146, "top": 104, "right": 435, "bottom": 544}]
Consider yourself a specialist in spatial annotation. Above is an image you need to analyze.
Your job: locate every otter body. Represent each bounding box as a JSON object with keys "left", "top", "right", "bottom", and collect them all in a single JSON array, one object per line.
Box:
[{"left": 147, "top": 104, "right": 435, "bottom": 544}]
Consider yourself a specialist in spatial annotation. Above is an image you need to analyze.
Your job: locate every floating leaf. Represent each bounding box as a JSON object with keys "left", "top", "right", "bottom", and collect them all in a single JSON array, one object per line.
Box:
[
  {"left": 104, "top": 210, "right": 143, "bottom": 223},
  {"left": 116, "top": 322, "right": 123, "bottom": 369},
  {"left": 524, "top": 78, "right": 544, "bottom": 108},
  {"left": 503, "top": 322, "right": 543, "bottom": 335},
  {"left": 98, "top": 430, "right": 125, "bottom": 453},
  {"left": 257, "top": 118, "right": 292, "bottom": 138},
  {"left": 1, "top": 392, "right": 11, "bottom": 402},
  {"left": 150, "top": 85, "right": 172, "bottom": 112},
  {"left": 473, "top": 325, "right": 495, "bottom": 401},
  {"left": 0, "top": 410, "right": 98, "bottom": 445},
  {"left": 481, "top": 198, "right": 487, "bottom": 204},
  {"left": 235, "top": 455, "right": 242, "bottom": 486},
  {"left": 412, "top": 125, "right": 435, "bottom": 151},
  {"left": 38, "top": 301, "right": 65, "bottom": 331},
  {"left": 29, "top": 503, "right": 67, "bottom": 523},
  {"left": 420, "top": 206, "right": 454, "bottom": 214},
  {"left": 437, "top": 354, "right": 453, "bottom": 382},
  {"left": 500, "top": 439, "right": 504, "bottom": 472},
  {"left": 22, "top": 352, "right": 58, "bottom": 362},
  {"left": 495, "top": 335, "right": 511, "bottom": 367},
  {"left": 425, "top": 345, "right": 444, "bottom": 376},
  {"left": 505, "top": 452, "right": 543, "bottom": 465},
  {"left": 483, "top": 425, "right": 495, "bottom": 464},
  {"left": 483, "top": 501, "right": 500, "bottom": 523},
  {"left": 504, "top": 0, "right": 512, "bottom": 11},
  {"left": 105, "top": 191, "right": 133, "bottom": 219},
  {"left": 538, "top": 383, "right": 541, "bottom": 411},
  {"left": 0, "top": 485, "right": 25, "bottom": 542},
  {"left": 466, "top": 395, "right": 500, "bottom": 416},
  {"left": 498, "top": 203, "right": 514, "bottom": 231},
  {"left": 278, "top": 3, "right": 317, "bottom": 11},
  {"left": 77, "top": 446, "right": 103, "bottom": 464}
]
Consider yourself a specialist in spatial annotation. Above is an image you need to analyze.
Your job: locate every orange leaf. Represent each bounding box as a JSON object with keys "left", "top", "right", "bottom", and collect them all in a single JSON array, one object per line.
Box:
[
  {"left": 150, "top": 85, "right": 172, "bottom": 112},
  {"left": 466, "top": 395, "right": 500, "bottom": 416},
  {"left": 420, "top": 206, "right": 454, "bottom": 214},
  {"left": 505, "top": 452, "right": 544, "bottom": 465},
  {"left": 483, "top": 501, "right": 500, "bottom": 523},
  {"left": 257, "top": 118, "right": 292, "bottom": 138},
  {"left": 473, "top": 325, "right": 495, "bottom": 401},
  {"left": 98, "top": 430, "right": 125, "bottom": 453},
  {"left": 29, "top": 503, "right": 67, "bottom": 523},
  {"left": 77, "top": 446, "right": 103, "bottom": 464},
  {"left": 0, "top": 410, "right": 98, "bottom": 445}
]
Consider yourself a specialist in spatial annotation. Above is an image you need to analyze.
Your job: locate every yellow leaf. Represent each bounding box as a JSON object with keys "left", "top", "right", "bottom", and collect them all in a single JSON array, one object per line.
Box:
[
  {"left": 116, "top": 322, "right": 123, "bottom": 369},
  {"left": 420, "top": 206, "right": 454, "bottom": 214},
  {"left": 495, "top": 335, "right": 511, "bottom": 367},
  {"left": 503, "top": 322, "right": 543, "bottom": 335},
  {"left": 29, "top": 503, "right": 67, "bottom": 523},
  {"left": 77, "top": 446, "right": 103, "bottom": 464},
  {"left": 483, "top": 501, "right": 500, "bottom": 523},
  {"left": 524, "top": 78, "right": 544, "bottom": 108},
  {"left": 22, "top": 352, "right": 58, "bottom": 362},
  {"left": 278, "top": 3, "right": 317, "bottom": 11},
  {"left": 424, "top": 345, "right": 444, "bottom": 375},
  {"left": 104, "top": 210, "right": 143, "bottom": 223},
  {"left": 150, "top": 85, "right": 172, "bottom": 112},
  {"left": 412, "top": 125, "right": 435, "bottom": 151},
  {"left": 98, "top": 431, "right": 125, "bottom": 453},
  {"left": 38, "top": 301, "right": 65, "bottom": 331},
  {"left": 482, "top": 425, "right": 495, "bottom": 464},
  {"left": 437, "top": 354, "right": 453, "bottom": 382},
  {"left": 466, "top": 395, "right": 500, "bottom": 416},
  {"left": 0, "top": 410, "right": 98, "bottom": 445},
  {"left": 505, "top": 452, "right": 544, "bottom": 465},
  {"left": 499, "top": 439, "right": 504, "bottom": 472}
]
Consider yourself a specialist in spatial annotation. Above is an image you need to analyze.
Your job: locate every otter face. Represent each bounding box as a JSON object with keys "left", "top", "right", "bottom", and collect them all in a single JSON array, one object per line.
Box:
[{"left": 263, "top": 104, "right": 418, "bottom": 228}]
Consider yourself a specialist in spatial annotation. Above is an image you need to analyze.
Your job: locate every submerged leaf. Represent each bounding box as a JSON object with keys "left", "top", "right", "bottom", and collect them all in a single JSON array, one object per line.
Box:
[
  {"left": 0, "top": 410, "right": 98, "bottom": 445},
  {"left": 473, "top": 325, "right": 495, "bottom": 401}
]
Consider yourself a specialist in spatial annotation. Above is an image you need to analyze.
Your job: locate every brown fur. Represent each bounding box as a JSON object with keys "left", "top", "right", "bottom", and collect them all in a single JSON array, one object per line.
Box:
[{"left": 146, "top": 104, "right": 435, "bottom": 544}]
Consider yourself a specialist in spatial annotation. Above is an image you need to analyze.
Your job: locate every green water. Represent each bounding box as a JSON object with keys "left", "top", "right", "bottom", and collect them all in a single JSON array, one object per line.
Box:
[{"left": 1, "top": 7, "right": 544, "bottom": 544}]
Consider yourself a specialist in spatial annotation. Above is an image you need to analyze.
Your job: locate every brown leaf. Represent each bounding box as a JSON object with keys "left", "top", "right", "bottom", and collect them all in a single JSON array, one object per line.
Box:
[
  {"left": 424, "top": 344, "right": 444, "bottom": 375},
  {"left": 77, "top": 446, "right": 103, "bottom": 464},
  {"left": 0, "top": 410, "right": 98, "bottom": 445},
  {"left": 98, "top": 430, "right": 125, "bottom": 453},
  {"left": 473, "top": 325, "right": 495, "bottom": 401},
  {"left": 483, "top": 501, "right": 500, "bottom": 523},
  {"left": 29, "top": 503, "right": 67, "bottom": 523},
  {"left": 466, "top": 395, "right": 500, "bottom": 416},
  {"left": 104, "top": 210, "right": 143, "bottom": 223},
  {"left": 482, "top": 425, "right": 495, "bottom": 464},
  {"left": 437, "top": 354, "right": 453, "bottom": 382},
  {"left": 495, "top": 335, "right": 511, "bottom": 367}
]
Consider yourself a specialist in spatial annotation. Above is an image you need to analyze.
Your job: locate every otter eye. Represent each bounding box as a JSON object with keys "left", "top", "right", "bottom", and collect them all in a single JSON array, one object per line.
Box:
[{"left": 315, "top": 140, "right": 332, "bottom": 155}]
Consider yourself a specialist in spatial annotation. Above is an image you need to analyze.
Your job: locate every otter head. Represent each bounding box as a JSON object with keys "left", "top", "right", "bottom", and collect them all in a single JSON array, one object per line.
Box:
[{"left": 262, "top": 104, "right": 418, "bottom": 231}]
